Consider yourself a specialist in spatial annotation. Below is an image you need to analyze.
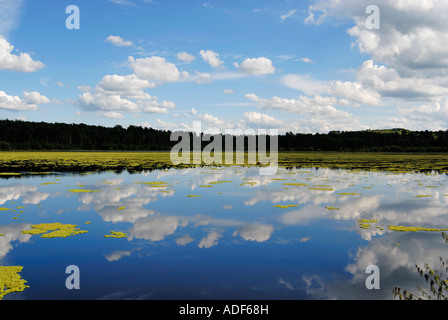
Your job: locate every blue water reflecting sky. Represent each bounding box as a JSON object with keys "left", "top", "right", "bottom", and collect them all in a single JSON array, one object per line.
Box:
[{"left": 1, "top": 167, "right": 448, "bottom": 300}]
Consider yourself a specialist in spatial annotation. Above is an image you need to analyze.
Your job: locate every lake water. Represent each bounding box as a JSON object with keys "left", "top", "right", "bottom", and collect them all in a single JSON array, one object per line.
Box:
[{"left": 1, "top": 166, "right": 448, "bottom": 300}]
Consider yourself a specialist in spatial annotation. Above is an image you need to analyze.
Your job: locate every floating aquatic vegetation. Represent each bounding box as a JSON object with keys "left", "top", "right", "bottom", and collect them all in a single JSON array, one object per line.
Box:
[
  {"left": 187, "top": 195, "right": 202, "bottom": 197},
  {"left": 104, "top": 231, "right": 128, "bottom": 238},
  {"left": 208, "top": 181, "right": 232, "bottom": 185},
  {"left": 308, "top": 187, "right": 334, "bottom": 191},
  {"left": 240, "top": 182, "right": 258, "bottom": 186},
  {"left": 0, "top": 266, "right": 29, "bottom": 300},
  {"left": 338, "top": 192, "right": 362, "bottom": 196},
  {"left": 325, "top": 207, "right": 340, "bottom": 210},
  {"left": 357, "top": 219, "right": 378, "bottom": 229},
  {"left": 135, "top": 181, "right": 172, "bottom": 188},
  {"left": 282, "top": 183, "right": 308, "bottom": 186},
  {"left": 117, "top": 206, "right": 126, "bottom": 210},
  {"left": 199, "top": 185, "right": 213, "bottom": 187},
  {"left": 67, "top": 189, "right": 100, "bottom": 193},
  {"left": 21, "top": 223, "right": 88, "bottom": 238},
  {"left": 273, "top": 204, "right": 299, "bottom": 209},
  {"left": 40, "top": 182, "right": 59, "bottom": 185},
  {"left": 358, "top": 219, "right": 378, "bottom": 223},
  {"left": 412, "top": 195, "right": 432, "bottom": 198},
  {"left": 0, "top": 207, "right": 10, "bottom": 211},
  {"left": 388, "top": 225, "right": 448, "bottom": 232}
]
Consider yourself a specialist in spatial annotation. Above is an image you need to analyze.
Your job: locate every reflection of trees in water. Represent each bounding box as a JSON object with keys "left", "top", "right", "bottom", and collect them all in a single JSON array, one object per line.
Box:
[{"left": 394, "top": 232, "right": 448, "bottom": 300}]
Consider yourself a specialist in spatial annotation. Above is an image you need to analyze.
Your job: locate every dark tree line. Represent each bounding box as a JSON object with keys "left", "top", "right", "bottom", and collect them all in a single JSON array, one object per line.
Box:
[{"left": 0, "top": 119, "right": 447, "bottom": 152}]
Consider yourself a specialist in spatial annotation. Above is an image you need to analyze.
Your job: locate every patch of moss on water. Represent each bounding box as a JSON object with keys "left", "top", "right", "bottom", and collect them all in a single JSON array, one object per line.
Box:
[
  {"left": 117, "top": 206, "right": 126, "bottom": 210},
  {"left": 240, "top": 182, "right": 258, "bottom": 186},
  {"left": 0, "top": 266, "right": 29, "bottom": 300},
  {"left": 104, "top": 231, "right": 128, "bottom": 238},
  {"left": 388, "top": 225, "right": 448, "bottom": 232},
  {"left": 325, "top": 207, "right": 340, "bottom": 210},
  {"left": 67, "top": 189, "right": 100, "bottom": 193},
  {"left": 338, "top": 192, "right": 362, "bottom": 196},
  {"left": 21, "top": 223, "right": 88, "bottom": 238},
  {"left": 208, "top": 181, "right": 232, "bottom": 185},
  {"left": 135, "top": 181, "right": 170, "bottom": 187},
  {"left": 308, "top": 187, "right": 334, "bottom": 191},
  {"left": 186, "top": 194, "right": 202, "bottom": 197},
  {"left": 273, "top": 204, "right": 299, "bottom": 209},
  {"left": 282, "top": 183, "right": 308, "bottom": 186},
  {"left": 357, "top": 219, "right": 378, "bottom": 229}
]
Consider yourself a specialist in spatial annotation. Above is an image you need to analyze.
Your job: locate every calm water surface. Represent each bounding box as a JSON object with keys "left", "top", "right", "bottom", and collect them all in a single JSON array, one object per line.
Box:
[{"left": 1, "top": 166, "right": 448, "bottom": 300}]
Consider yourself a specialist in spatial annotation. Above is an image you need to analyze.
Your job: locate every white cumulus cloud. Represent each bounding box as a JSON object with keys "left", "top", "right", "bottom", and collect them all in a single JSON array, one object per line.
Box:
[
  {"left": 105, "top": 35, "right": 133, "bottom": 47},
  {"left": 129, "top": 56, "right": 189, "bottom": 82},
  {"left": 237, "top": 57, "right": 276, "bottom": 75},
  {"left": 199, "top": 50, "right": 224, "bottom": 68},
  {"left": 0, "top": 36, "right": 44, "bottom": 72}
]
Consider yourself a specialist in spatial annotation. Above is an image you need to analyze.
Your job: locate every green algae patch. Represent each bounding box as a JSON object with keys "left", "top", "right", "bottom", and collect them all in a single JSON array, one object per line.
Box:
[
  {"left": 40, "top": 182, "right": 59, "bottom": 185},
  {"left": 208, "top": 181, "right": 232, "bottom": 185},
  {"left": 117, "top": 206, "right": 126, "bottom": 210},
  {"left": 282, "top": 183, "right": 308, "bottom": 186},
  {"left": 104, "top": 231, "right": 128, "bottom": 238},
  {"left": 67, "top": 189, "right": 100, "bottom": 193},
  {"left": 412, "top": 195, "right": 432, "bottom": 198},
  {"left": 308, "top": 187, "right": 334, "bottom": 191},
  {"left": 338, "top": 192, "right": 362, "bottom": 196},
  {"left": 0, "top": 207, "right": 10, "bottom": 211},
  {"left": 325, "top": 207, "right": 340, "bottom": 210},
  {"left": 240, "top": 181, "right": 257, "bottom": 186},
  {"left": 357, "top": 219, "right": 378, "bottom": 229},
  {"left": 135, "top": 181, "right": 171, "bottom": 187},
  {"left": 21, "top": 223, "right": 88, "bottom": 238},
  {"left": 388, "top": 225, "right": 448, "bottom": 232},
  {"left": 274, "top": 204, "right": 299, "bottom": 209},
  {"left": 186, "top": 194, "right": 202, "bottom": 197},
  {"left": 358, "top": 219, "right": 378, "bottom": 223},
  {"left": 0, "top": 266, "right": 29, "bottom": 300}
]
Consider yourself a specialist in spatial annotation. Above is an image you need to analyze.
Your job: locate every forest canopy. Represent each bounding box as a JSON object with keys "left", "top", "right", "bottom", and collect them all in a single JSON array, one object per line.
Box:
[{"left": 0, "top": 119, "right": 447, "bottom": 152}]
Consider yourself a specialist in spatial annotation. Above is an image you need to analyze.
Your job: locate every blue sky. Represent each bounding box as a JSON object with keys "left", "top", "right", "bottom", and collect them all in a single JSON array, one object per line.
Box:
[{"left": 1, "top": 0, "right": 448, "bottom": 133}]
